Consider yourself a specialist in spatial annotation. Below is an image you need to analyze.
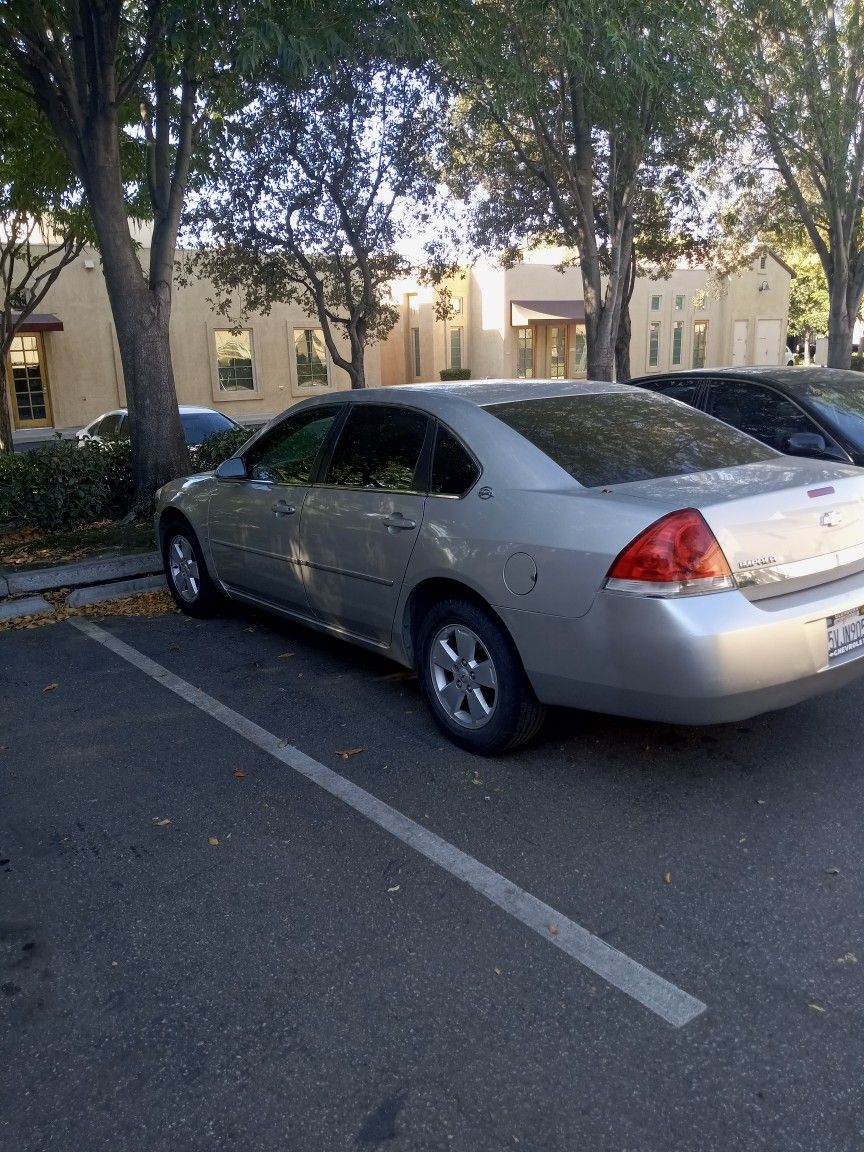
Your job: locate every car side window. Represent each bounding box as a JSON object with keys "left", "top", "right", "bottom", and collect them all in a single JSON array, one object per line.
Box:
[
  {"left": 643, "top": 378, "right": 702, "bottom": 406},
  {"left": 705, "top": 381, "right": 829, "bottom": 452},
  {"left": 246, "top": 408, "right": 339, "bottom": 485},
  {"left": 98, "top": 413, "right": 123, "bottom": 439},
  {"left": 430, "top": 424, "right": 480, "bottom": 497},
  {"left": 323, "top": 405, "right": 429, "bottom": 491}
]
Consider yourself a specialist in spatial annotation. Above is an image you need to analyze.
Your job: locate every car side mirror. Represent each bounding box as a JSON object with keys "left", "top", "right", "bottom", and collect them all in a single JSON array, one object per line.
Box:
[
  {"left": 215, "top": 457, "right": 247, "bottom": 480},
  {"left": 782, "top": 432, "right": 847, "bottom": 462}
]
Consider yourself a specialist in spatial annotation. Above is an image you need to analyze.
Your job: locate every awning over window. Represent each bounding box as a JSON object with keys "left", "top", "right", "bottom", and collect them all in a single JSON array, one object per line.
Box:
[
  {"left": 510, "top": 300, "right": 586, "bottom": 326},
  {"left": 12, "top": 312, "right": 64, "bottom": 333}
]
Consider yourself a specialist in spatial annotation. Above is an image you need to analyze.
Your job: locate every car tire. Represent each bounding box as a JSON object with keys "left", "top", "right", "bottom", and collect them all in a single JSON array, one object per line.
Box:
[
  {"left": 161, "top": 520, "right": 222, "bottom": 618},
  {"left": 417, "top": 598, "right": 546, "bottom": 755}
]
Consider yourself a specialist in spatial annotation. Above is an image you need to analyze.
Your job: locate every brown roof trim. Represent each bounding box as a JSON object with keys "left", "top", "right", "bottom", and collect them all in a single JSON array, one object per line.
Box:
[{"left": 12, "top": 312, "right": 64, "bottom": 333}]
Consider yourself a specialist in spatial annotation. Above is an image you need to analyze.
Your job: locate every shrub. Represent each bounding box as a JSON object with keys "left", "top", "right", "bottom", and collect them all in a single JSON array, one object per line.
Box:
[
  {"left": 194, "top": 426, "right": 253, "bottom": 471},
  {"left": 0, "top": 438, "right": 134, "bottom": 531},
  {"left": 439, "top": 367, "right": 472, "bottom": 381},
  {"left": 851, "top": 353, "right": 864, "bottom": 372}
]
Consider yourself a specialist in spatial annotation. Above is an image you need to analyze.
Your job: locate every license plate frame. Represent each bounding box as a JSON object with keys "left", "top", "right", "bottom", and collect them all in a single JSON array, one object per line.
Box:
[{"left": 827, "top": 605, "right": 864, "bottom": 661}]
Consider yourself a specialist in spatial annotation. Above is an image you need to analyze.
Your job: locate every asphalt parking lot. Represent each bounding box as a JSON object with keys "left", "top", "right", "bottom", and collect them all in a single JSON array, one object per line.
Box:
[{"left": 2, "top": 603, "right": 864, "bottom": 1151}]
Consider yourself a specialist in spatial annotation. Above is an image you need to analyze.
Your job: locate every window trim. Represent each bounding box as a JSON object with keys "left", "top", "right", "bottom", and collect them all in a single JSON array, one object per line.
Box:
[
  {"left": 671, "top": 320, "right": 684, "bottom": 366},
  {"left": 674, "top": 294, "right": 686, "bottom": 312},
  {"left": 648, "top": 321, "right": 661, "bottom": 369},
  {"left": 448, "top": 325, "right": 464, "bottom": 370},
  {"left": 692, "top": 320, "right": 709, "bottom": 369},
  {"left": 7, "top": 332, "right": 53, "bottom": 428},
  {"left": 210, "top": 326, "right": 260, "bottom": 401},
  {"left": 650, "top": 294, "right": 663, "bottom": 312},
  {"left": 515, "top": 327, "right": 534, "bottom": 379}
]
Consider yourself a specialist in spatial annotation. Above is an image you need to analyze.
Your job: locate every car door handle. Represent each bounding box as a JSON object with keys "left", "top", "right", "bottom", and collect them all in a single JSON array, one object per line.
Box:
[
  {"left": 271, "top": 500, "right": 297, "bottom": 516},
  {"left": 382, "top": 514, "right": 417, "bottom": 531}
]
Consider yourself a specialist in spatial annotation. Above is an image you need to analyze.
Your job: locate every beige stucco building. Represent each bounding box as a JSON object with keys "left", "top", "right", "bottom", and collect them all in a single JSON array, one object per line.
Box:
[
  {"left": 381, "top": 248, "right": 793, "bottom": 386},
  {"left": 6, "top": 244, "right": 791, "bottom": 447}
]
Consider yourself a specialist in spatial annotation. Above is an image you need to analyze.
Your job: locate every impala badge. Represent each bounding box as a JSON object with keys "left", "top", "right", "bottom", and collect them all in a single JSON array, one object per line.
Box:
[{"left": 820, "top": 511, "right": 843, "bottom": 527}]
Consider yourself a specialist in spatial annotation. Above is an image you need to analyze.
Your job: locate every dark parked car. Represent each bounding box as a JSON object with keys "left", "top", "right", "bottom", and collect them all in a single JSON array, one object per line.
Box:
[{"left": 629, "top": 367, "right": 864, "bottom": 465}]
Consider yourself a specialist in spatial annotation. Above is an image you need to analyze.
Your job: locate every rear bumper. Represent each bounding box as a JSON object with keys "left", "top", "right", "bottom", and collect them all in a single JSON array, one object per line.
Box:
[{"left": 498, "top": 571, "right": 864, "bottom": 724}]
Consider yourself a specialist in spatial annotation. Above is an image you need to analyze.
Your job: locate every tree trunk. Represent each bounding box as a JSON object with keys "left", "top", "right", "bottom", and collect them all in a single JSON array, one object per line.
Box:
[
  {"left": 615, "top": 302, "right": 632, "bottom": 382},
  {"left": 84, "top": 156, "right": 189, "bottom": 509},
  {"left": 0, "top": 359, "right": 13, "bottom": 455},
  {"left": 826, "top": 284, "right": 853, "bottom": 368},
  {"left": 803, "top": 329, "right": 812, "bottom": 365}
]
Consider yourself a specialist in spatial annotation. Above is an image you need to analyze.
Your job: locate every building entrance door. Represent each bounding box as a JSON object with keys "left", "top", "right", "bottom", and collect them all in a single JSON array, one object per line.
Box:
[
  {"left": 8, "top": 335, "right": 53, "bottom": 428},
  {"left": 733, "top": 320, "right": 749, "bottom": 366}
]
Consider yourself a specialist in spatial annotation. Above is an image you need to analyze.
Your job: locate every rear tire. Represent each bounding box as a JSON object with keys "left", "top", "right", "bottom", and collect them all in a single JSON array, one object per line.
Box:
[
  {"left": 417, "top": 598, "right": 545, "bottom": 754},
  {"left": 161, "top": 520, "right": 222, "bottom": 618}
]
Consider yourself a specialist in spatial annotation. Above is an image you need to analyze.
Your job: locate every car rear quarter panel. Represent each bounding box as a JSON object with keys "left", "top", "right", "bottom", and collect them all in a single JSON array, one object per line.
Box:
[{"left": 401, "top": 486, "right": 670, "bottom": 627}]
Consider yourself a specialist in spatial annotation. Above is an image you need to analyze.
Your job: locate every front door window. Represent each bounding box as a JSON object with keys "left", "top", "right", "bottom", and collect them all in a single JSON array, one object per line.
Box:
[{"left": 8, "top": 335, "right": 52, "bottom": 428}]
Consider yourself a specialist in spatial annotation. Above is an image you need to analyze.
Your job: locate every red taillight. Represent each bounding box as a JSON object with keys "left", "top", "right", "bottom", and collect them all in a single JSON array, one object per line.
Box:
[{"left": 605, "top": 509, "right": 734, "bottom": 596}]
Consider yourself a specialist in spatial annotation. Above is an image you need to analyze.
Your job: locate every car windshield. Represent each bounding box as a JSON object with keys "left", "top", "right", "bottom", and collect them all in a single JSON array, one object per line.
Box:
[
  {"left": 486, "top": 392, "right": 776, "bottom": 487},
  {"left": 802, "top": 379, "right": 864, "bottom": 447},
  {"left": 181, "top": 411, "right": 239, "bottom": 445}
]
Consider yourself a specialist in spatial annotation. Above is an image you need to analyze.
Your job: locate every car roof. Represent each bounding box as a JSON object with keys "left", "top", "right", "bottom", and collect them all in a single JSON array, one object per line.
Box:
[
  {"left": 628, "top": 366, "right": 864, "bottom": 399},
  {"left": 322, "top": 378, "right": 633, "bottom": 408}
]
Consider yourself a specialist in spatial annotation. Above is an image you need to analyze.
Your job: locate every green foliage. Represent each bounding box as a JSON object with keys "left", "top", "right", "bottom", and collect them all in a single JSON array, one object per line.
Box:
[
  {"left": 194, "top": 427, "right": 252, "bottom": 471},
  {"left": 0, "top": 439, "right": 133, "bottom": 531},
  {"left": 439, "top": 367, "right": 472, "bottom": 380},
  {"left": 188, "top": 60, "right": 445, "bottom": 388},
  {"left": 851, "top": 354, "right": 864, "bottom": 373}
]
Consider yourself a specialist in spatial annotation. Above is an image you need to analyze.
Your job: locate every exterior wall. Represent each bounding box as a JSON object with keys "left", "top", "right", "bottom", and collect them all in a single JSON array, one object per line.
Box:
[
  {"left": 8, "top": 245, "right": 374, "bottom": 444},
  {"left": 380, "top": 250, "right": 793, "bottom": 384}
]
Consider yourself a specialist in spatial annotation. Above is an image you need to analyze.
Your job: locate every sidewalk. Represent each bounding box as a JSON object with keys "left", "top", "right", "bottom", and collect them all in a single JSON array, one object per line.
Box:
[{"left": 0, "top": 550, "right": 166, "bottom": 621}]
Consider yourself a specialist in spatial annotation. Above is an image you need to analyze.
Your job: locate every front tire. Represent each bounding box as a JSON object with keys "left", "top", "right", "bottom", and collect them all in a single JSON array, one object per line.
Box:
[
  {"left": 161, "top": 521, "right": 221, "bottom": 617},
  {"left": 417, "top": 598, "right": 545, "bottom": 754}
]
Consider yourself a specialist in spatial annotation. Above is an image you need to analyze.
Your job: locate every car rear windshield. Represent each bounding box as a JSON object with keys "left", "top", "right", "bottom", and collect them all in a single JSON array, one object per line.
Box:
[
  {"left": 486, "top": 392, "right": 776, "bottom": 487},
  {"left": 182, "top": 411, "right": 238, "bottom": 445}
]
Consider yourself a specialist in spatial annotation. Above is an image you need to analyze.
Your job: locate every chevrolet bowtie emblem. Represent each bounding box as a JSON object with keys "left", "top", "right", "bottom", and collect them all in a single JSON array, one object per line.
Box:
[{"left": 820, "top": 510, "right": 843, "bottom": 527}]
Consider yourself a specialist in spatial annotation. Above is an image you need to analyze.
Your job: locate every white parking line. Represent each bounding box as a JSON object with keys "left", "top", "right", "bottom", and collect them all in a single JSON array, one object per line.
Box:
[{"left": 71, "top": 617, "right": 707, "bottom": 1028}]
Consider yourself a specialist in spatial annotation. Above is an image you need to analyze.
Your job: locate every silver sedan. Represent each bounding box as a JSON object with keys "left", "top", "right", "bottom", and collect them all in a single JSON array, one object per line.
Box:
[{"left": 155, "top": 380, "right": 864, "bottom": 753}]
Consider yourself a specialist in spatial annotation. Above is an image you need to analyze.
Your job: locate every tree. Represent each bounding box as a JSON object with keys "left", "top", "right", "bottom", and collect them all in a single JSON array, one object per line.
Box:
[
  {"left": 0, "top": 1, "right": 355, "bottom": 506},
  {"left": 781, "top": 240, "right": 830, "bottom": 363},
  {"left": 438, "top": 0, "right": 721, "bottom": 380},
  {"left": 189, "top": 63, "right": 443, "bottom": 389},
  {"left": 724, "top": 0, "right": 864, "bottom": 368},
  {"left": 0, "top": 90, "right": 87, "bottom": 453}
]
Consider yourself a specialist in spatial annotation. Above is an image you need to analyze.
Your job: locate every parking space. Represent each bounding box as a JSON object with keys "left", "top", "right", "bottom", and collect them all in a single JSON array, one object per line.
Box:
[{"left": 2, "top": 606, "right": 864, "bottom": 1150}]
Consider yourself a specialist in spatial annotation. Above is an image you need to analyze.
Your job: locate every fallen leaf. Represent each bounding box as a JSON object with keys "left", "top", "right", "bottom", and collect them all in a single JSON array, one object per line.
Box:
[
  {"left": 663, "top": 870, "right": 672, "bottom": 884},
  {"left": 808, "top": 1003, "right": 826, "bottom": 1012},
  {"left": 494, "top": 966, "right": 502, "bottom": 976},
  {"left": 825, "top": 867, "right": 840, "bottom": 875},
  {"left": 471, "top": 772, "right": 483, "bottom": 786},
  {"left": 278, "top": 651, "right": 295, "bottom": 659},
  {"left": 838, "top": 952, "right": 858, "bottom": 964},
  {"left": 168, "top": 645, "right": 181, "bottom": 652},
  {"left": 387, "top": 885, "right": 401, "bottom": 893},
  {"left": 232, "top": 769, "right": 247, "bottom": 780},
  {"left": 42, "top": 682, "right": 58, "bottom": 692},
  {"left": 208, "top": 835, "right": 219, "bottom": 846},
  {"left": 336, "top": 747, "right": 363, "bottom": 759},
  {"left": 152, "top": 817, "right": 172, "bottom": 827},
  {"left": 547, "top": 923, "right": 559, "bottom": 936},
  {"left": 756, "top": 799, "right": 767, "bottom": 805}
]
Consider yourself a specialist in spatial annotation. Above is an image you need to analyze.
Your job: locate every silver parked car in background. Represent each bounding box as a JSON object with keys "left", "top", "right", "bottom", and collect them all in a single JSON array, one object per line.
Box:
[{"left": 156, "top": 380, "right": 864, "bottom": 753}]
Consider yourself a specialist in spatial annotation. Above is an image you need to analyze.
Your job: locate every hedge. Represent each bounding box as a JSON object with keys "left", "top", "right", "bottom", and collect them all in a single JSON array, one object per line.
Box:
[
  {"left": 0, "top": 424, "right": 253, "bottom": 532},
  {"left": 439, "top": 367, "right": 472, "bottom": 381}
]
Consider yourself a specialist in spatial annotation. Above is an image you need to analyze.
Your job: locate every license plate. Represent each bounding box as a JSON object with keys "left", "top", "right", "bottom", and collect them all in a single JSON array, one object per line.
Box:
[{"left": 827, "top": 606, "right": 864, "bottom": 660}]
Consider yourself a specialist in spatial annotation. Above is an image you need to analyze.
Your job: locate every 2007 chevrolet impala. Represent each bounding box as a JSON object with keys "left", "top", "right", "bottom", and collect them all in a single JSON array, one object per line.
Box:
[{"left": 155, "top": 380, "right": 864, "bottom": 753}]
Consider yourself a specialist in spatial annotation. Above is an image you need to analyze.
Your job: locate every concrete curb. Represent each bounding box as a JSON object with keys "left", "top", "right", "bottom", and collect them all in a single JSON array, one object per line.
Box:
[
  {"left": 0, "top": 595, "right": 55, "bottom": 621},
  {"left": 66, "top": 573, "right": 167, "bottom": 608},
  {"left": 3, "top": 550, "right": 162, "bottom": 596}
]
